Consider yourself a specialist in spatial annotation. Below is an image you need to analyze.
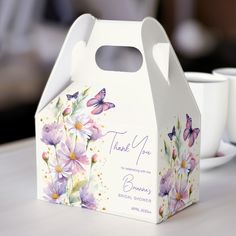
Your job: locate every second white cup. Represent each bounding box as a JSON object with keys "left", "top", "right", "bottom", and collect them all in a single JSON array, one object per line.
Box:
[
  {"left": 185, "top": 72, "right": 228, "bottom": 158},
  {"left": 213, "top": 68, "right": 236, "bottom": 144}
]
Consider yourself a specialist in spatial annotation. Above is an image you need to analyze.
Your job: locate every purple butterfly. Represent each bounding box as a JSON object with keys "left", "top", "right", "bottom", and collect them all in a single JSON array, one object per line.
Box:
[
  {"left": 66, "top": 91, "right": 79, "bottom": 101},
  {"left": 168, "top": 126, "right": 176, "bottom": 141},
  {"left": 183, "top": 114, "right": 200, "bottom": 147},
  {"left": 86, "top": 88, "right": 115, "bottom": 115}
]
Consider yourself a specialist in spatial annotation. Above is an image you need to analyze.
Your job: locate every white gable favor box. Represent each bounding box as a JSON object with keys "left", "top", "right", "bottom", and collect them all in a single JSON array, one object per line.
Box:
[{"left": 35, "top": 14, "right": 201, "bottom": 223}]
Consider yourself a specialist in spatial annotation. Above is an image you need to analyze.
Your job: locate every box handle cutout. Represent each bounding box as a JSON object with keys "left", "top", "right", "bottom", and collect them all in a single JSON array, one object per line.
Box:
[{"left": 95, "top": 46, "right": 143, "bottom": 72}]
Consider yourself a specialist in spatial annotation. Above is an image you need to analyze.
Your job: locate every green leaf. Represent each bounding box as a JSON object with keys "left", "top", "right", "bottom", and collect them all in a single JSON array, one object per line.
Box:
[
  {"left": 164, "top": 140, "right": 171, "bottom": 165},
  {"left": 54, "top": 97, "right": 63, "bottom": 118},
  {"left": 69, "top": 194, "right": 80, "bottom": 204},
  {"left": 71, "top": 100, "right": 80, "bottom": 116},
  {"left": 68, "top": 178, "right": 87, "bottom": 205},
  {"left": 175, "top": 139, "right": 180, "bottom": 158},
  {"left": 164, "top": 140, "right": 170, "bottom": 156},
  {"left": 177, "top": 118, "right": 181, "bottom": 130},
  {"left": 164, "top": 140, "right": 168, "bottom": 154},
  {"left": 70, "top": 88, "right": 90, "bottom": 116},
  {"left": 71, "top": 179, "right": 87, "bottom": 194},
  {"left": 78, "top": 88, "right": 90, "bottom": 104},
  {"left": 81, "top": 87, "right": 90, "bottom": 97}
]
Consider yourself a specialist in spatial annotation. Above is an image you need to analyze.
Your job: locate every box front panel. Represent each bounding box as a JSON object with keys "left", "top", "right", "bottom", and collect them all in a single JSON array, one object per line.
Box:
[{"left": 36, "top": 82, "right": 157, "bottom": 222}]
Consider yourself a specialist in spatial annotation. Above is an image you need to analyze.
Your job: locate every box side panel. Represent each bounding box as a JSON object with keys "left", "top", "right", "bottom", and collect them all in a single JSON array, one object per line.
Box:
[
  {"left": 157, "top": 113, "right": 200, "bottom": 223},
  {"left": 140, "top": 18, "right": 201, "bottom": 223}
]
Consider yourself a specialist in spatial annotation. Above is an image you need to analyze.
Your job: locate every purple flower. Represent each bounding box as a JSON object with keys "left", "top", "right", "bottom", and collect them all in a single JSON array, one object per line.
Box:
[
  {"left": 44, "top": 181, "right": 66, "bottom": 203},
  {"left": 159, "top": 169, "right": 173, "bottom": 197},
  {"left": 89, "top": 120, "right": 102, "bottom": 141},
  {"left": 80, "top": 185, "right": 96, "bottom": 210},
  {"left": 188, "top": 154, "right": 197, "bottom": 173},
  {"left": 49, "top": 159, "right": 72, "bottom": 181},
  {"left": 57, "top": 138, "right": 89, "bottom": 174},
  {"left": 41, "top": 123, "right": 63, "bottom": 146},
  {"left": 178, "top": 152, "right": 197, "bottom": 175},
  {"left": 169, "top": 179, "right": 189, "bottom": 214}
]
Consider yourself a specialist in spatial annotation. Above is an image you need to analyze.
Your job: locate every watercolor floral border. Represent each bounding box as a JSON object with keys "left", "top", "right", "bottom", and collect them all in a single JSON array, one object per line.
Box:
[{"left": 39, "top": 87, "right": 114, "bottom": 209}]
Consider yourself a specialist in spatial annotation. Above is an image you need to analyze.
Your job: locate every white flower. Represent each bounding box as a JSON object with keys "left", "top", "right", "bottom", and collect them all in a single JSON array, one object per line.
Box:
[
  {"left": 49, "top": 159, "right": 72, "bottom": 181},
  {"left": 177, "top": 152, "right": 196, "bottom": 175},
  {"left": 67, "top": 113, "right": 93, "bottom": 140}
]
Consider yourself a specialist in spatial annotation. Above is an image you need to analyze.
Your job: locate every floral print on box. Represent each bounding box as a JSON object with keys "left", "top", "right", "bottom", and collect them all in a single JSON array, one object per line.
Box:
[
  {"left": 39, "top": 87, "right": 115, "bottom": 209},
  {"left": 158, "top": 114, "right": 200, "bottom": 221}
]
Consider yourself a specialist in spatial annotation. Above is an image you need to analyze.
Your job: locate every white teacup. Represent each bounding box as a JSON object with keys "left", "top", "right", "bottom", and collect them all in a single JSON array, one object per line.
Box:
[
  {"left": 185, "top": 72, "right": 228, "bottom": 158},
  {"left": 213, "top": 68, "right": 236, "bottom": 144}
]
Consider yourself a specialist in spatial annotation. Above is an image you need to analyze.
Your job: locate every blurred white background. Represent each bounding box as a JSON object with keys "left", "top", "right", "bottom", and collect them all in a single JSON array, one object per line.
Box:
[{"left": 0, "top": 0, "right": 236, "bottom": 143}]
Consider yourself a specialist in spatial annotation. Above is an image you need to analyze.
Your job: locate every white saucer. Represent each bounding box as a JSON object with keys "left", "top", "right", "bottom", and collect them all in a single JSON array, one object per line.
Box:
[{"left": 200, "top": 141, "right": 236, "bottom": 170}]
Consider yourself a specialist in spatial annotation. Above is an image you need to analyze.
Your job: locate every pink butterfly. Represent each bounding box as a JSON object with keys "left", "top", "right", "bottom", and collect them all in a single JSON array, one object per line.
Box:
[
  {"left": 183, "top": 114, "right": 200, "bottom": 147},
  {"left": 86, "top": 88, "right": 115, "bottom": 115}
]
